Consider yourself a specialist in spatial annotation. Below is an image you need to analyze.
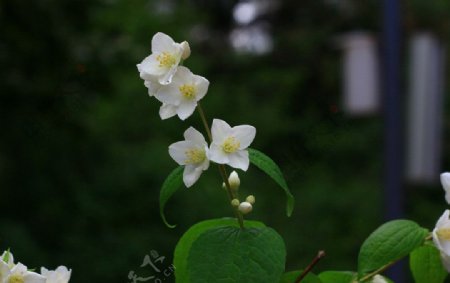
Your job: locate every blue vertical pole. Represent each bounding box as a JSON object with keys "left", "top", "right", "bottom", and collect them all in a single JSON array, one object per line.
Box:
[{"left": 382, "top": 0, "right": 404, "bottom": 282}]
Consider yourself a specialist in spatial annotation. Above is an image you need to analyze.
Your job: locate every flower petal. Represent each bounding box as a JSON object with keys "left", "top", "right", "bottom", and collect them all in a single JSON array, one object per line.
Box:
[
  {"left": 137, "top": 54, "right": 165, "bottom": 77},
  {"left": 159, "top": 104, "right": 178, "bottom": 120},
  {"left": 24, "top": 271, "right": 46, "bottom": 283},
  {"left": 169, "top": 141, "right": 195, "bottom": 165},
  {"left": 208, "top": 143, "right": 229, "bottom": 164},
  {"left": 211, "top": 119, "right": 231, "bottom": 143},
  {"left": 144, "top": 79, "right": 161, "bottom": 97},
  {"left": 183, "top": 165, "right": 204, "bottom": 187},
  {"left": 232, "top": 125, "right": 256, "bottom": 149},
  {"left": 152, "top": 32, "right": 177, "bottom": 53},
  {"left": 183, "top": 127, "right": 207, "bottom": 145},
  {"left": 159, "top": 64, "right": 179, "bottom": 85},
  {"left": 194, "top": 75, "right": 209, "bottom": 101},
  {"left": 177, "top": 102, "right": 197, "bottom": 120},
  {"left": 227, "top": 150, "right": 249, "bottom": 171},
  {"left": 442, "top": 173, "right": 450, "bottom": 204}
]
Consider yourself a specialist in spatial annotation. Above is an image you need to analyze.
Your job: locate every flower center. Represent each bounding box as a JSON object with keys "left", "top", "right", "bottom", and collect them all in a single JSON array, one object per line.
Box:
[
  {"left": 222, "top": 136, "right": 240, "bottom": 153},
  {"left": 437, "top": 228, "right": 450, "bottom": 240},
  {"left": 156, "top": 52, "right": 176, "bottom": 68},
  {"left": 179, "top": 84, "right": 196, "bottom": 99},
  {"left": 8, "top": 275, "right": 24, "bottom": 283},
  {"left": 185, "top": 148, "right": 206, "bottom": 164}
]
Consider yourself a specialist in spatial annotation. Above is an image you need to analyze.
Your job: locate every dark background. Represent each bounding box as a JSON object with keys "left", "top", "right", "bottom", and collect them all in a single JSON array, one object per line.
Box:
[{"left": 1, "top": 0, "right": 450, "bottom": 282}]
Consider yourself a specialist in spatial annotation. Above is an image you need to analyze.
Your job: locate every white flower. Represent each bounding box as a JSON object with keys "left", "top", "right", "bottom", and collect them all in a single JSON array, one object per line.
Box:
[
  {"left": 441, "top": 172, "right": 450, "bottom": 204},
  {"left": 137, "top": 32, "right": 190, "bottom": 85},
  {"left": 5, "top": 262, "right": 46, "bottom": 283},
  {"left": 154, "top": 66, "right": 209, "bottom": 120},
  {"left": 41, "top": 266, "right": 72, "bottom": 283},
  {"left": 433, "top": 209, "right": 450, "bottom": 271},
  {"left": 209, "top": 119, "right": 256, "bottom": 171},
  {"left": 169, "top": 127, "right": 210, "bottom": 187},
  {"left": 372, "top": 275, "right": 388, "bottom": 283}
]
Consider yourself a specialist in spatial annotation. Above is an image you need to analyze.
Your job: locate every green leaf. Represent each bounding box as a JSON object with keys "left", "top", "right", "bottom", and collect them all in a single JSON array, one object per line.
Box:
[
  {"left": 410, "top": 244, "right": 447, "bottom": 283},
  {"left": 357, "top": 220, "right": 429, "bottom": 276},
  {"left": 280, "top": 271, "right": 322, "bottom": 283},
  {"left": 159, "top": 166, "right": 184, "bottom": 228},
  {"left": 174, "top": 218, "right": 266, "bottom": 283},
  {"left": 248, "top": 148, "right": 294, "bottom": 216},
  {"left": 187, "top": 226, "right": 286, "bottom": 283},
  {"left": 318, "top": 271, "right": 356, "bottom": 283}
]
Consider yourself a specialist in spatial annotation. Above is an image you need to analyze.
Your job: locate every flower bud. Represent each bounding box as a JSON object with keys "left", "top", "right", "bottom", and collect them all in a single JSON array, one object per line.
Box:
[
  {"left": 238, "top": 202, "right": 253, "bottom": 214},
  {"left": 231, "top": 199, "right": 240, "bottom": 207},
  {"left": 228, "top": 171, "right": 240, "bottom": 190},
  {"left": 246, "top": 195, "right": 255, "bottom": 204},
  {"left": 181, "top": 41, "right": 191, "bottom": 60}
]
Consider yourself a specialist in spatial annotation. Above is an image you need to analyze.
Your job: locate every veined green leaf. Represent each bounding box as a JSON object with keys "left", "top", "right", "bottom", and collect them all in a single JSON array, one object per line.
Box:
[
  {"left": 248, "top": 148, "right": 294, "bottom": 216},
  {"left": 410, "top": 244, "right": 447, "bottom": 283}
]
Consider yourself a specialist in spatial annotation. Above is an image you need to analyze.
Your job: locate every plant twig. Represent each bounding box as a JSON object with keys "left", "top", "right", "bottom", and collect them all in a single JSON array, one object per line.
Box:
[
  {"left": 197, "top": 103, "right": 245, "bottom": 229},
  {"left": 295, "top": 250, "right": 326, "bottom": 283}
]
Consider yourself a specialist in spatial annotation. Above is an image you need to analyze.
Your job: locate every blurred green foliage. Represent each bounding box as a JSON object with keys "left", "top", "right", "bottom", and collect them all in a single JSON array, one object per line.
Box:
[{"left": 1, "top": 0, "right": 450, "bottom": 282}]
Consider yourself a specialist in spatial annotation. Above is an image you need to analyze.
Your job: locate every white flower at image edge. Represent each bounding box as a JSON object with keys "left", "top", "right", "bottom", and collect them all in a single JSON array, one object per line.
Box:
[
  {"left": 154, "top": 66, "right": 209, "bottom": 120},
  {"left": 41, "top": 266, "right": 72, "bottom": 283},
  {"left": 5, "top": 262, "right": 46, "bottom": 283},
  {"left": 441, "top": 172, "right": 450, "bottom": 204},
  {"left": 433, "top": 209, "right": 450, "bottom": 272},
  {"left": 209, "top": 119, "right": 256, "bottom": 171},
  {"left": 372, "top": 275, "right": 388, "bottom": 283},
  {"left": 137, "top": 32, "right": 190, "bottom": 85},
  {"left": 169, "top": 127, "right": 210, "bottom": 187}
]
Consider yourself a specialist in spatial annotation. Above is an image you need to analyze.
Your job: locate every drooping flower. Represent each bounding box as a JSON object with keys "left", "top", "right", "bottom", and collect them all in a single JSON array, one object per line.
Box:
[
  {"left": 441, "top": 172, "right": 450, "bottom": 204},
  {"left": 5, "top": 262, "right": 46, "bottom": 283},
  {"left": 169, "top": 127, "right": 210, "bottom": 187},
  {"left": 137, "top": 32, "right": 190, "bottom": 85},
  {"left": 41, "top": 266, "right": 72, "bottom": 283},
  {"left": 433, "top": 209, "right": 450, "bottom": 271},
  {"left": 154, "top": 66, "right": 209, "bottom": 120},
  {"left": 209, "top": 119, "right": 256, "bottom": 171}
]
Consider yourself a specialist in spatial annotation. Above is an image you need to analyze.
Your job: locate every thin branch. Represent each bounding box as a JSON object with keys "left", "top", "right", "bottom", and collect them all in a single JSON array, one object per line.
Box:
[{"left": 295, "top": 250, "right": 326, "bottom": 283}]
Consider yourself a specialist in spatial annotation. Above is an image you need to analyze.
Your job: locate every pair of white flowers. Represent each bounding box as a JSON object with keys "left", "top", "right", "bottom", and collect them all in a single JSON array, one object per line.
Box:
[
  {"left": 137, "top": 32, "right": 209, "bottom": 120},
  {"left": 0, "top": 250, "right": 71, "bottom": 283},
  {"left": 169, "top": 119, "right": 256, "bottom": 187},
  {"left": 432, "top": 173, "right": 450, "bottom": 272}
]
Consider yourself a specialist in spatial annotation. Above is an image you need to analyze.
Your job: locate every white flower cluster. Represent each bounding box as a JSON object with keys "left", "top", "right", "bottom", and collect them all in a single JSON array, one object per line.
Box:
[
  {"left": 0, "top": 250, "right": 71, "bottom": 283},
  {"left": 137, "top": 33, "right": 256, "bottom": 188}
]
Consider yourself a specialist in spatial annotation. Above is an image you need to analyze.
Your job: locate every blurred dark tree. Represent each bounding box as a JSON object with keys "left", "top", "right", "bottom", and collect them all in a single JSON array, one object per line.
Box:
[{"left": 0, "top": 0, "right": 449, "bottom": 282}]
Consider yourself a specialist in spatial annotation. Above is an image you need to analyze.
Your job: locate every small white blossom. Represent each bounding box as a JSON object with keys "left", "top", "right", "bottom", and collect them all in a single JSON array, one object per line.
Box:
[
  {"left": 5, "top": 262, "right": 46, "bottom": 283},
  {"left": 41, "top": 266, "right": 72, "bottom": 283},
  {"left": 441, "top": 172, "right": 450, "bottom": 204},
  {"left": 137, "top": 32, "right": 190, "bottom": 85},
  {"left": 169, "top": 127, "right": 210, "bottom": 187},
  {"left": 433, "top": 209, "right": 450, "bottom": 271},
  {"left": 372, "top": 275, "right": 388, "bottom": 283},
  {"left": 155, "top": 66, "right": 209, "bottom": 120},
  {"left": 209, "top": 119, "right": 256, "bottom": 171},
  {"left": 238, "top": 202, "right": 253, "bottom": 214}
]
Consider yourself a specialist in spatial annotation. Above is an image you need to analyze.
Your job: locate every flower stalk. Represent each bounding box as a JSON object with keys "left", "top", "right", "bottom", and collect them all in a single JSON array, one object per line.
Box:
[{"left": 197, "top": 103, "right": 245, "bottom": 229}]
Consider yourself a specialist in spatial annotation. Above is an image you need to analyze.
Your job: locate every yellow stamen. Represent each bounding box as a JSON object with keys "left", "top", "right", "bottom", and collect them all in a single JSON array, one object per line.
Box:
[
  {"left": 185, "top": 148, "right": 206, "bottom": 164},
  {"left": 156, "top": 52, "right": 176, "bottom": 68},
  {"left": 222, "top": 136, "right": 240, "bottom": 153},
  {"left": 437, "top": 228, "right": 450, "bottom": 240},
  {"left": 8, "top": 275, "right": 24, "bottom": 283},
  {"left": 179, "top": 84, "right": 196, "bottom": 99}
]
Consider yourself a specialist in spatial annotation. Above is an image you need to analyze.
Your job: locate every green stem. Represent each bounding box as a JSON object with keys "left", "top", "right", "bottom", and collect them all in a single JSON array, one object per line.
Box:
[{"left": 197, "top": 103, "right": 245, "bottom": 229}]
